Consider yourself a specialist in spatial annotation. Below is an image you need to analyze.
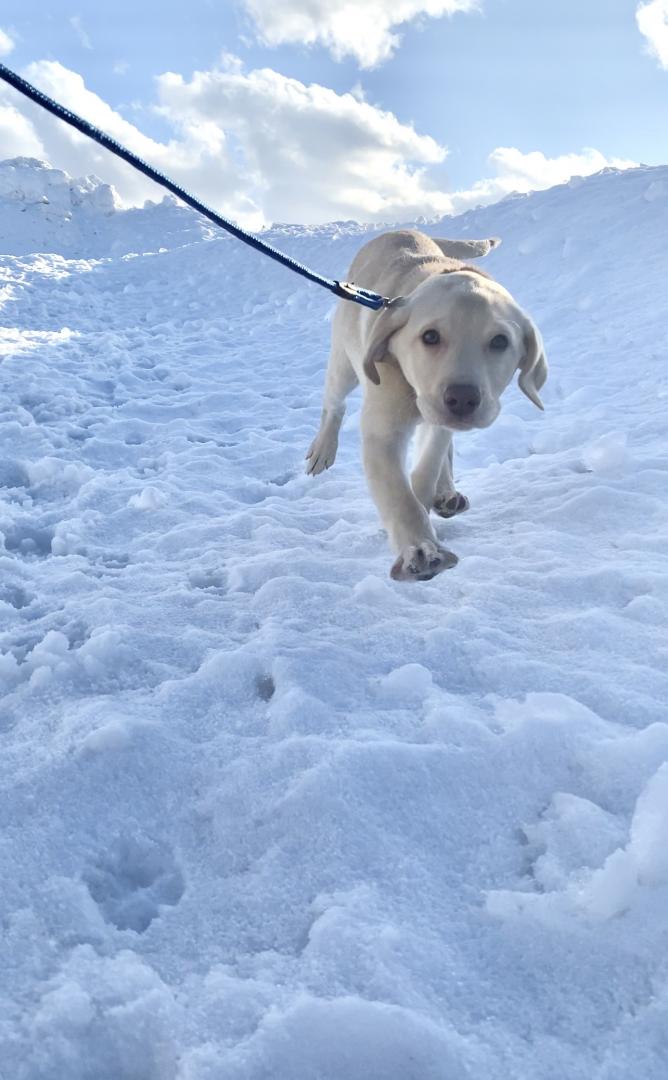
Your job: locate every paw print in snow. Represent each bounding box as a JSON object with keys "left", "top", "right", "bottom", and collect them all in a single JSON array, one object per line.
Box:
[{"left": 83, "top": 835, "right": 185, "bottom": 933}]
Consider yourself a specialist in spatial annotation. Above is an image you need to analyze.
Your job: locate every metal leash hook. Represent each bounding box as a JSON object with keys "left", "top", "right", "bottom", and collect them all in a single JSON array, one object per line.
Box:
[
  {"left": 334, "top": 281, "right": 392, "bottom": 310},
  {"left": 0, "top": 62, "right": 395, "bottom": 312}
]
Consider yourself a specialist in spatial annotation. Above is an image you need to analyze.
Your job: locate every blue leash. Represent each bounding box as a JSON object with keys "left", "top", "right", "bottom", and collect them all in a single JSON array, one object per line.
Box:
[{"left": 0, "top": 62, "right": 390, "bottom": 311}]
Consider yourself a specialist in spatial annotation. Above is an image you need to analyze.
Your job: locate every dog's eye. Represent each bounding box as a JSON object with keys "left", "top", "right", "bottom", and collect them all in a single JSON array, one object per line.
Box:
[
  {"left": 489, "top": 333, "right": 509, "bottom": 351},
  {"left": 421, "top": 329, "right": 440, "bottom": 346}
]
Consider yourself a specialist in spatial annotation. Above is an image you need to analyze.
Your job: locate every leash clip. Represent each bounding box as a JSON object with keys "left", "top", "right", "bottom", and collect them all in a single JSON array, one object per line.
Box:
[{"left": 335, "top": 281, "right": 390, "bottom": 310}]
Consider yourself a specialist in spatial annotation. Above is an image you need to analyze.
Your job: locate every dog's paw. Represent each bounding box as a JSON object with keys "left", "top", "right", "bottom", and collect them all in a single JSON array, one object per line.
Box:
[
  {"left": 390, "top": 540, "right": 458, "bottom": 582},
  {"left": 305, "top": 430, "right": 338, "bottom": 476},
  {"left": 433, "top": 492, "right": 470, "bottom": 519}
]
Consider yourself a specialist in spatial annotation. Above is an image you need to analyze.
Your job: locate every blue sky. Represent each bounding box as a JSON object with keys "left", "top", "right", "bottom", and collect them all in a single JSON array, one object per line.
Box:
[{"left": 1, "top": 0, "right": 667, "bottom": 225}]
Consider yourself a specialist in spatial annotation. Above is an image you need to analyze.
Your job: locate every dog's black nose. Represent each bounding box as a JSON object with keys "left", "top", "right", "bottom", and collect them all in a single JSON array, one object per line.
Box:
[{"left": 445, "top": 384, "right": 481, "bottom": 418}]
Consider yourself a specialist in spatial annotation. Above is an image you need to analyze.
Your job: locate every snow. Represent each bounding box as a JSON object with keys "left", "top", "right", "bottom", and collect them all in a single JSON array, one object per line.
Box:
[{"left": 0, "top": 155, "right": 667, "bottom": 1079}]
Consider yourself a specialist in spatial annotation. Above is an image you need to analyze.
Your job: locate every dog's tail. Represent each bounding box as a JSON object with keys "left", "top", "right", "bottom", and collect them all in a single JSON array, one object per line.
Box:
[{"left": 432, "top": 237, "right": 501, "bottom": 260}]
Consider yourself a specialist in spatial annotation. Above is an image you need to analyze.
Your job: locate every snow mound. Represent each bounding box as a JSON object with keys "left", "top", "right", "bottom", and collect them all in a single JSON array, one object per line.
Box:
[
  {"left": 0, "top": 157, "right": 116, "bottom": 212},
  {"left": 0, "top": 157, "right": 214, "bottom": 257}
]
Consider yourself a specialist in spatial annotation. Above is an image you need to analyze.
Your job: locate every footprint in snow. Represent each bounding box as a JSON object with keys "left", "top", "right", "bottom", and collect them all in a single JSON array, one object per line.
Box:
[
  {"left": 3, "top": 523, "right": 55, "bottom": 559},
  {"left": 0, "top": 583, "right": 33, "bottom": 610},
  {"left": 0, "top": 460, "right": 30, "bottom": 490},
  {"left": 83, "top": 835, "right": 185, "bottom": 933},
  {"left": 188, "top": 568, "right": 226, "bottom": 593}
]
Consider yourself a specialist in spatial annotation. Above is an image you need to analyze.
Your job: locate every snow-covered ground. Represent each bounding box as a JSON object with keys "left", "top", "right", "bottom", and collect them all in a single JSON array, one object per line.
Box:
[{"left": 1, "top": 155, "right": 667, "bottom": 1080}]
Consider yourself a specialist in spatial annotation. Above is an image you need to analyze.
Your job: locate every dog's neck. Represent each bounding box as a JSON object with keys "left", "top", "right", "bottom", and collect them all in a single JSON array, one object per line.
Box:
[
  {"left": 403, "top": 253, "right": 492, "bottom": 281},
  {"left": 439, "top": 263, "right": 492, "bottom": 280}
]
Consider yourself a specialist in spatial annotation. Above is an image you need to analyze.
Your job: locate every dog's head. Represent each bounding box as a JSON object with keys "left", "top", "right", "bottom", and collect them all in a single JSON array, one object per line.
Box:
[{"left": 363, "top": 270, "right": 547, "bottom": 430}]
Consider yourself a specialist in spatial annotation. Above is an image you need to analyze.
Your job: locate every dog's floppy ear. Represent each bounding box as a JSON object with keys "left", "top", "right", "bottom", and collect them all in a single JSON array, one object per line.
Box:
[
  {"left": 518, "top": 316, "right": 548, "bottom": 410},
  {"left": 362, "top": 298, "right": 410, "bottom": 386}
]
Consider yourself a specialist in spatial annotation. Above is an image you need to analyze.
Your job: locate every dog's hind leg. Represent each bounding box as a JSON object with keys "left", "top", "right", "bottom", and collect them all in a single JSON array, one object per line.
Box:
[{"left": 306, "top": 347, "right": 358, "bottom": 475}]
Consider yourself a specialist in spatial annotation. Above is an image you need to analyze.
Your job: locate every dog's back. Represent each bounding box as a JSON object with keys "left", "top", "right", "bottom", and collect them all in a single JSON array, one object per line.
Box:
[{"left": 346, "top": 229, "right": 499, "bottom": 297}]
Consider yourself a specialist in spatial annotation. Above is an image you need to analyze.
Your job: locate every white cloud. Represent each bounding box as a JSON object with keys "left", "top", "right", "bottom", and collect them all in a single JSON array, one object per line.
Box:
[
  {"left": 241, "top": 0, "right": 479, "bottom": 68},
  {"left": 0, "top": 27, "right": 15, "bottom": 56},
  {"left": 0, "top": 104, "right": 44, "bottom": 157},
  {"left": 0, "top": 59, "right": 636, "bottom": 228},
  {"left": 450, "top": 147, "right": 637, "bottom": 212},
  {"left": 70, "top": 16, "right": 93, "bottom": 50},
  {"left": 636, "top": 0, "right": 668, "bottom": 68},
  {"left": 0, "top": 61, "right": 264, "bottom": 228},
  {"left": 155, "top": 63, "right": 452, "bottom": 223}
]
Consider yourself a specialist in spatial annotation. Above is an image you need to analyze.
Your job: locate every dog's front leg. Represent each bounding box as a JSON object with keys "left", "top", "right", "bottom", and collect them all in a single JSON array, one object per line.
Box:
[
  {"left": 361, "top": 399, "right": 458, "bottom": 581},
  {"left": 411, "top": 425, "right": 470, "bottom": 518},
  {"left": 411, "top": 423, "right": 453, "bottom": 509}
]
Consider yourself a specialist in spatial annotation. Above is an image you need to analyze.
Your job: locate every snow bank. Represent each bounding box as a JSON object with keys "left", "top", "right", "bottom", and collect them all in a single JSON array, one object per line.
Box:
[{"left": 0, "top": 157, "right": 214, "bottom": 257}]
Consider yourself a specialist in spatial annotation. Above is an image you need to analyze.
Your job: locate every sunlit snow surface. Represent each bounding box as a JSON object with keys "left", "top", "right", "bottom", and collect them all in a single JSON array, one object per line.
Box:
[{"left": 1, "top": 157, "right": 667, "bottom": 1079}]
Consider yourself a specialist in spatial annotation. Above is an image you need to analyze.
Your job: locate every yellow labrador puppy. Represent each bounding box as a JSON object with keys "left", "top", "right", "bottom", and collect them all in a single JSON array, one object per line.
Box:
[{"left": 306, "top": 230, "right": 547, "bottom": 582}]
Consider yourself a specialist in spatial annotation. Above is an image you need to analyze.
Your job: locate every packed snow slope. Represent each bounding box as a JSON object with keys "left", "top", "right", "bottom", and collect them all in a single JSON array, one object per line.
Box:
[{"left": 1, "top": 156, "right": 667, "bottom": 1080}]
